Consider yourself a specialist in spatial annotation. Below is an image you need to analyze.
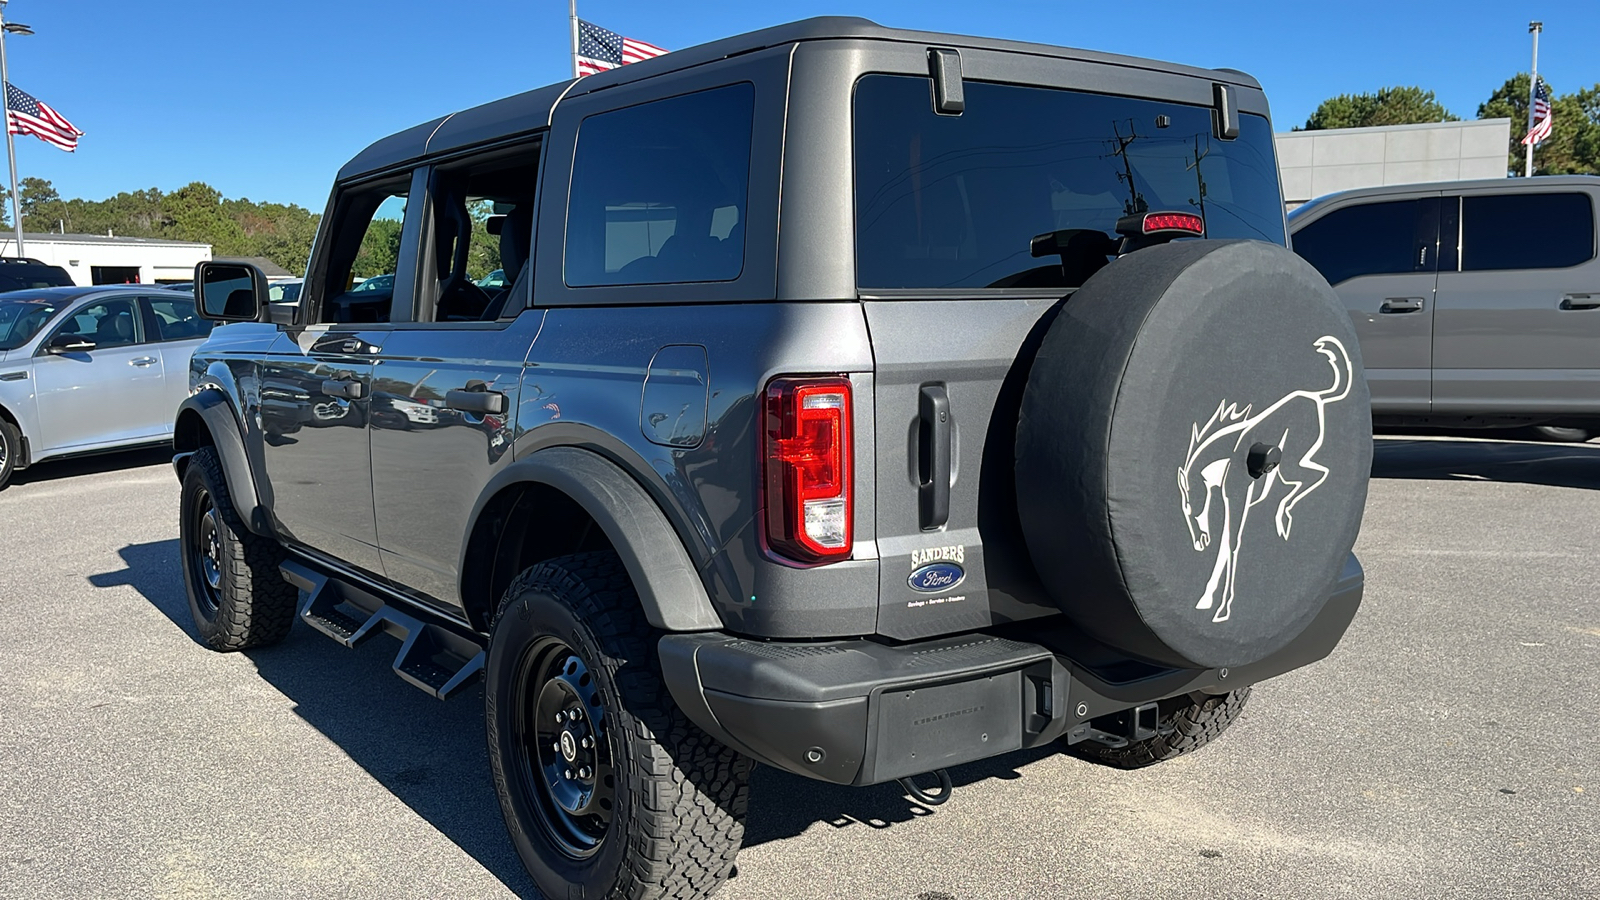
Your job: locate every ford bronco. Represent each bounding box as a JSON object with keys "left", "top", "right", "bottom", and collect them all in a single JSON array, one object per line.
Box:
[{"left": 174, "top": 18, "right": 1372, "bottom": 899}]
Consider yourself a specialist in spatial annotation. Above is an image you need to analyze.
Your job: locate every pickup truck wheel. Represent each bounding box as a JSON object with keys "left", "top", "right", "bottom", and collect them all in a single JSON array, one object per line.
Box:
[
  {"left": 0, "top": 417, "right": 18, "bottom": 490},
  {"left": 1070, "top": 687, "right": 1251, "bottom": 769},
  {"left": 486, "top": 551, "right": 750, "bottom": 900},
  {"left": 179, "top": 446, "right": 296, "bottom": 651}
]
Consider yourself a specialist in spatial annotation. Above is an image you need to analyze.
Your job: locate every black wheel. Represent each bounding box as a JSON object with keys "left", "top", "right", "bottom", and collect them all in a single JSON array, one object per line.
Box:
[
  {"left": 179, "top": 446, "right": 296, "bottom": 651},
  {"left": 486, "top": 551, "right": 751, "bottom": 900},
  {"left": 1069, "top": 687, "right": 1252, "bottom": 769},
  {"left": 0, "top": 417, "right": 18, "bottom": 491},
  {"left": 1532, "top": 425, "right": 1592, "bottom": 443}
]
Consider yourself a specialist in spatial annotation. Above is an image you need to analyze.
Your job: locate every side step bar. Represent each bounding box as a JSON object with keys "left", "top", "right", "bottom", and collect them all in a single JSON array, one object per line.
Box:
[{"left": 281, "top": 559, "right": 486, "bottom": 700}]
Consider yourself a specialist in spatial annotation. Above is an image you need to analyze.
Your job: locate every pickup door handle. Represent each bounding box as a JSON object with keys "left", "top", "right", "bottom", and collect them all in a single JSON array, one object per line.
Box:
[
  {"left": 321, "top": 379, "right": 364, "bottom": 400},
  {"left": 1561, "top": 293, "right": 1600, "bottom": 310},
  {"left": 1380, "top": 297, "right": 1425, "bottom": 314},
  {"left": 446, "top": 381, "right": 506, "bottom": 415},
  {"left": 918, "top": 385, "right": 952, "bottom": 531}
]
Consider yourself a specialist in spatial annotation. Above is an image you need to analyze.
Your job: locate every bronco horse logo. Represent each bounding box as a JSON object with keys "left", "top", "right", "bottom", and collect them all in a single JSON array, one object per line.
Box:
[{"left": 1176, "top": 336, "right": 1354, "bottom": 623}]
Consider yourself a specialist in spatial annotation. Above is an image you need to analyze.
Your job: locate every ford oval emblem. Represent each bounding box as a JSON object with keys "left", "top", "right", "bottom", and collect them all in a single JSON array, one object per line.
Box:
[{"left": 908, "top": 562, "right": 965, "bottom": 593}]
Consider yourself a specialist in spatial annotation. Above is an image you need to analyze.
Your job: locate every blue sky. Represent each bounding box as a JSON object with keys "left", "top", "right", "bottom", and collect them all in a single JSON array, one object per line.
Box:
[{"left": 5, "top": 0, "right": 1595, "bottom": 211}]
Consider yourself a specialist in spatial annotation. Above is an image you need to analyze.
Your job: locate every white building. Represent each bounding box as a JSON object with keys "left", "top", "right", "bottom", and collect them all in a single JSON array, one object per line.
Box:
[
  {"left": 1275, "top": 118, "right": 1512, "bottom": 210},
  {"left": 0, "top": 233, "right": 212, "bottom": 285}
]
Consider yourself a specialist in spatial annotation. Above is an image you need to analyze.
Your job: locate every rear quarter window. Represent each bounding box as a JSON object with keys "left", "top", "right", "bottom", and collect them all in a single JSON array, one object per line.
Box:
[{"left": 565, "top": 83, "right": 754, "bottom": 287}]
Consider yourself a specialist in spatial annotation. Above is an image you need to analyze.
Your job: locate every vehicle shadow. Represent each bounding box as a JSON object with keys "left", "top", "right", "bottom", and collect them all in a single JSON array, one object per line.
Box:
[
  {"left": 92, "top": 540, "right": 1057, "bottom": 894},
  {"left": 1372, "top": 436, "right": 1600, "bottom": 490},
  {"left": 89, "top": 539, "right": 539, "bottom": 897},
  {"left": 9, "top": 445, "right": 172, "bottom": 486},
  {"left": 741, "top": 745, "right": 1058, "bottom": 850}
]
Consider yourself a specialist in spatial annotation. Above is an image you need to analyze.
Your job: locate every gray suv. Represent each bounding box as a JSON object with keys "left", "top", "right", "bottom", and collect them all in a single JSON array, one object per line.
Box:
[
  {"left": 173, "top": 18, "right": 1372, "bottom": 899},
  {"left": 1290, "top": 175, "right": 1600, "bottom": 441}
]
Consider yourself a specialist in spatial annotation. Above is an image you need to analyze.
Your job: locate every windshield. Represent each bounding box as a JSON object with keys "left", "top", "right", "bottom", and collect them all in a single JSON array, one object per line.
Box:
[
  {"left": 0, "top": 299, "right": 64, "bottom": 350},
  {"left": 854, "top": 75, "right": 1286, "bottom": 290}
]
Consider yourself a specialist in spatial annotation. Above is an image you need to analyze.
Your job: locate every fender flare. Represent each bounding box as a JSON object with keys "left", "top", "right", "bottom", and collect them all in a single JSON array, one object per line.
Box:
[
  {"left": 468, "top": 446, "right": 723, "bottom": 632},
  {"left": 174, "top": 390, "right": 271, "bottom": 536}
]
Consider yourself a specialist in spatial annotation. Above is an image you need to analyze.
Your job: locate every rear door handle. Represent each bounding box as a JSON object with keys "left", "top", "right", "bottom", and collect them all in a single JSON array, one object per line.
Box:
[
  {"left": 322, "top": 379, "right": 364, "bottom": 400},
  {"left": 129, "top": 356, "right": 158, "bottom": 367},
  {"left": 1380, "top": 297, "right": 1425, "bottom": 314},
  {"left": 1561, "top": 293, "right": 1600, "bottom": 310},
  {"left": 446, "top": 381, "right": 506, "bottom": 415},
  {"left": 918, "top": 384, "right": 952, "bottom": 530}
]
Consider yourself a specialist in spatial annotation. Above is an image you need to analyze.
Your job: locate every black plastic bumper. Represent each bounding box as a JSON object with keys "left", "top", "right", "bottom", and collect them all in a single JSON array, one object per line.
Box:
[{"left": 660, "top": 553, "right": 1364, "bottom": 786}]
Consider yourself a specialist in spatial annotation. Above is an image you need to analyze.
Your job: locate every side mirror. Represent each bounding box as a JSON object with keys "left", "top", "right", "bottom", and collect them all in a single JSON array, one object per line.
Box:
[
  {"left": 45, "top": 333, "right": 95, "bottom": 354},
  {"left": 195, "top": 261, "right": 270, "bottom": 322}
]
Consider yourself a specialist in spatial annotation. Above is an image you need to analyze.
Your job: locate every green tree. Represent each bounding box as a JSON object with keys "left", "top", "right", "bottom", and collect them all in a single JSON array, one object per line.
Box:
[
  {"left": 352, "top": 217, "right": 403, "bottom": 278},
  {"left": 1479, "top": 74, "right": 1600, "bottom": 176},
  {"left": 1302, "top": 86, "right": 1459, "bottom": 130},
  {"left": 18, "top": 177, "right": 64, "bottom": 232}
]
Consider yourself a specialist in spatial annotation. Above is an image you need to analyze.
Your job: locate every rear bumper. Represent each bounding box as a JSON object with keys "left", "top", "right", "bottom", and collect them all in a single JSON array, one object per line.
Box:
[{"left": 661, "top": 553, "right": 1364, "bottom": 786}]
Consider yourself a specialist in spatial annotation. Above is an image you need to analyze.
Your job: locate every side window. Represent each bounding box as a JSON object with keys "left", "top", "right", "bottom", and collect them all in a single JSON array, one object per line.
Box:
[
  {"left": 141, "top": 295, "right": 216, "bottom": 342},
  {"left": 268, "top": 281, "right": 302, "bottom": 305},
  {"left": 1461, "top": 192, "right": 1596, "bottom": 271},
  {"left": 565, "top": 83, "right": 754, "bottom": 287},
  {"left": 1291, "top": 199, "right": 1427, "bottom": 285},
  {"left": 310, "top": 181, "right": 410, "bottom": 324},
  {"left": 54, "top": 298, "right": 141, "bottom": 350},
  {"left": 423, "top": 148, "right": 541, "bottom": 322}
]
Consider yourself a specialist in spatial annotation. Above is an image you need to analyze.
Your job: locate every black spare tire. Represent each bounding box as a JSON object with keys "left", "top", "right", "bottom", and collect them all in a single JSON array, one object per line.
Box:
[{"left": 1016, "top": 240, "right": 1371, "bottom": 669}]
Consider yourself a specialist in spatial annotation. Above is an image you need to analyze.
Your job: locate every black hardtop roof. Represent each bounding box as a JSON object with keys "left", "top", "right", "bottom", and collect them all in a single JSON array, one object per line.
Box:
[{"left": 338, "top": 16, "right": 1260, "bottom": 182}]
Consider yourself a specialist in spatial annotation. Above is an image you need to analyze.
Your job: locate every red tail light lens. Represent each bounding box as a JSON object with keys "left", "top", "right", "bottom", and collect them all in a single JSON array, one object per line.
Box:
[
  {"left": 762, "top": 377, "right": 853, "bottom": 563},
  {"left": 1140, "top": 212, "right": 1206, "bottom": 235}
]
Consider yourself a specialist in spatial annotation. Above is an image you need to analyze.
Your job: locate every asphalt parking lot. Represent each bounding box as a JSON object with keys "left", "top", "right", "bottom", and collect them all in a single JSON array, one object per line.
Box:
[{"left": 1, "top": 437, "right": 1596, "bottom": 899}]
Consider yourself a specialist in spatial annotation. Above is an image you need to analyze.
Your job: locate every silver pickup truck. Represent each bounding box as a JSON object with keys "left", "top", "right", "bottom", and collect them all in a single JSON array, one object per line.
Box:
[{"left": 1290, "top": 175, "right": 1600, "bottom": 441}]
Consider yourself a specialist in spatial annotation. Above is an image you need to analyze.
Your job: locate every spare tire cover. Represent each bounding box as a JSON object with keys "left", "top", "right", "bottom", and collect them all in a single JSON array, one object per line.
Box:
[{"left": 1016, "top": 239, "right": 1371, "bottom": 669}]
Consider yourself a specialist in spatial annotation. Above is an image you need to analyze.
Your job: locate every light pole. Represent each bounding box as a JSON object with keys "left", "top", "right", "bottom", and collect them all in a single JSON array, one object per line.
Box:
[{"left": 0, "top": 1, "right": 30, "bottom": 255}]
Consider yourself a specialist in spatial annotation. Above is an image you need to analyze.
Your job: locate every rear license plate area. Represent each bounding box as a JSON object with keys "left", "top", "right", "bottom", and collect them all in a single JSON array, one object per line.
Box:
[{"left": 872, "top": 672, "right": 1022, "bottom": 782}]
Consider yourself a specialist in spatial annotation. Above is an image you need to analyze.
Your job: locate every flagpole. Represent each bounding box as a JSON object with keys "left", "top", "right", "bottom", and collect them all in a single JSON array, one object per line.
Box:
[
  {"left": 0, "top": 0, "right": 24, "bottom": 255},
  {"left": 1526, "top": 21, "right": 1542, "bottom": 178},
  {"left": 569, "top": 0, "right": 579, "bottom": 79}
]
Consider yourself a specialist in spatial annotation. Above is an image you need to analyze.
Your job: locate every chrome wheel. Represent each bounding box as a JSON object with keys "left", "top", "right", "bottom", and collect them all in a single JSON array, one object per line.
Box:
[{"left": 514, "top": 639, "right": 614, "bottom": 858}]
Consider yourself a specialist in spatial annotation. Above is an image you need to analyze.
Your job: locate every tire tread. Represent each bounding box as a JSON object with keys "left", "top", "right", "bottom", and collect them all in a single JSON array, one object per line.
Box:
[{"left": 491, "top": 552, "right": 750, "bottom": 900}]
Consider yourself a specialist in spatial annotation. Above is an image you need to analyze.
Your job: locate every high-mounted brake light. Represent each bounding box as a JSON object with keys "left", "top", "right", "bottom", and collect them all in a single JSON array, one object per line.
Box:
[
  {"left": 1117, "top": 210, "right": 1206, "bottom": 237},
  {"left": 762, "top": 377, "right": 853, "bottom": 563}
]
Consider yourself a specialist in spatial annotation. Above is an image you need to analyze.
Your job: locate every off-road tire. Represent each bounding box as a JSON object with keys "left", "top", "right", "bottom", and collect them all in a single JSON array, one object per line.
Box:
[
  {"left": 1070, "top": 687, "right": 1252, "bottom": 769},
  {"left": 485, "top": 551, "right": 751, "bottom": 900},
  {"left": 0, "top": 417, "right": 19, "bottom": 491},
  {"left": 179, "top": 446, "right": 296, "bottom": 651}
]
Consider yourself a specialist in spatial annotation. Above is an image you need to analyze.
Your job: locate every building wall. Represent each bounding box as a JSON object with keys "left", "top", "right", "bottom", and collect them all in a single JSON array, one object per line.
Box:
[
  {"left": 0, "top": 235, "right": 212, "bottom": 285},
  {"left": 1276, "top": 119, "right": 1511, "bottom": 209}
]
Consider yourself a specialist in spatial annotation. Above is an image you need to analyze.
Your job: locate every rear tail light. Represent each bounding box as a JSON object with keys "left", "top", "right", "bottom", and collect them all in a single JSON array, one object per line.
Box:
[{"left": 762, "top": 377, "right": 853, "bottom": 563}]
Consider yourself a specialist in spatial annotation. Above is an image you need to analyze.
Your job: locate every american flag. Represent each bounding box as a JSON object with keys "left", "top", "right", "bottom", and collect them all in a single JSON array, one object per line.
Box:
[
  {"left": 1522, "top": 78, "right": 1553, "bottom": 147},
  {"left": 576, "top": 19, "right": 667, "bottom": 77},
  {"left": 6, "top": 83, "right": 82, "bottom": 152}
]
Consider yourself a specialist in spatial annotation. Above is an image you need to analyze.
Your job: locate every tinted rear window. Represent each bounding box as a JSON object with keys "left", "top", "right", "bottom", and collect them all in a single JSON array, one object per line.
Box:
[
  {"left": 1461, "top": 192, "right": 1595, "bottom": 271},
  {"left": 854, "top": 76, "right": 1285, "bottom": 290},
  {"left": 566, "top": 83, "right": 754, "bottom": 287},
  {"left": 1291, "top": 199, "right": 1427, "bottom": 285}
]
